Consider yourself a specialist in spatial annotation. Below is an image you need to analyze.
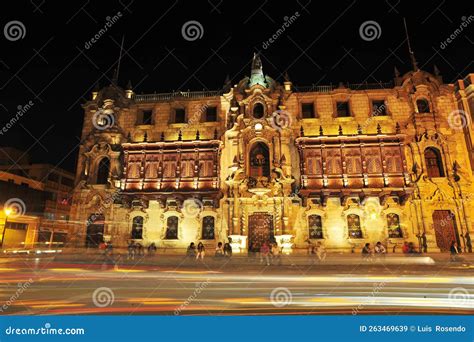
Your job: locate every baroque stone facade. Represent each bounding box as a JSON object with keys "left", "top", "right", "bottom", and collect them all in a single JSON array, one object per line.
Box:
[{"left": 69, "top": 54, "right": 474, "bottom": 253}]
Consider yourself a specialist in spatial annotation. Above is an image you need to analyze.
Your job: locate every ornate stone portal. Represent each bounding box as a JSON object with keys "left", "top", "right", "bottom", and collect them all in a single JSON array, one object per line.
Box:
[{"left": 69, "top": 54, "right": 474, "bottom": 254}]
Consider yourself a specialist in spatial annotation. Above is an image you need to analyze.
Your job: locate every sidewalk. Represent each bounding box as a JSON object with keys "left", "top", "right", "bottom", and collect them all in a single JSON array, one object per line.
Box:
[{"left": 43, "top": 251, "right": 474, "bottom": 267}]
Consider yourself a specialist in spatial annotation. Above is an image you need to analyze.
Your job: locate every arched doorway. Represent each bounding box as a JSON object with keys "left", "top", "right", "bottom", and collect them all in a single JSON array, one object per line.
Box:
[
  {"left": 96, "top": 158, "right": 110, "bottom": 184},
  {"left": 249, "top": 142, "right": 270, "bottom": 179},
  {"left": 432, "top": 210, "right": 459, "bottom": 252},
  {"left": 86, "top": 214, "right": 105, "bottom": 247},
  {"left": 248, "top": 213, "right": 274, "bottom": 251},
  {"left": 424, "top": 147, "right": 445, "bottom": 177}
]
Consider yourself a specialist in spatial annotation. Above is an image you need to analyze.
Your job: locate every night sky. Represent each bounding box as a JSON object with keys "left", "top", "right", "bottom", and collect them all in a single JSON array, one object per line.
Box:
[{"left": 1, "top": 0, "right": 473, "bottom": 172}]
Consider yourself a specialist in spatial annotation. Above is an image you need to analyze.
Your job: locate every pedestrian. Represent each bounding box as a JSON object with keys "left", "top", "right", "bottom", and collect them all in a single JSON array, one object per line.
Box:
[
  {"left": 402, "top": 241, "right": 409, "bottom": 254},
  {"left": 248, "top": 241, "right": 254, "bottom": 258},
  {"left": 147, "top": 242, "right": 157, "bottom": 256},
  {"left": 271, "top": 243, "right": 281, "bottom": 265},
  {"left": 260, "top": 242, "right": 270, "bottom": 266},
  {"left": 361, "top": 243, "right": 373, "bottom": 260},
  {"left": 465, "top": 232, "right": 472, "bottom": 253},
  {"left": 136, "top": 242, "right": 144, "bottom": 257},
  {"left": 105, "top": 241, "right": 113, "bottom": 256},
  {"left": 450, "top": 241, "right": 462, "bottom": 262},
  {"left": 196, "top": 242, "right": 205, "bottom": 260},
  {"left": 407, "top": 242, "right": 419, "bottom": 254},
  {"left": 215, "top": 242, "right": 224, "bottom": 258},
  {"left": 314, "top": 241, "right": 327, "bottom": 262},
  {"left": 127, "top": 241, "right": 135, "bottom": 260},
  {"left": 421, "top": 232, "right": 428, "bottom": 253},
  {"left": 223, "top": 240, "right": 233, "bottom": 258},
  {"left": 374, "top": 241, "right": 386, "bottom": 259},
  {"left": 187, "top": 242, "right": 196, "bottom": 258}
]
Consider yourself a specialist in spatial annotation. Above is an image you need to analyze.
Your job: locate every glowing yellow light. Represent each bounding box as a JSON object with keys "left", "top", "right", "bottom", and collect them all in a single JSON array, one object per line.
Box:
[
  {"left": 254, "top": 123, "right": 263, "bottom": 131},
  {"left": 370, "top": 213, "right": 377, "bottom": 220},
  {"left": 4, "top": 208, "right": 12, "bottom": 216}
]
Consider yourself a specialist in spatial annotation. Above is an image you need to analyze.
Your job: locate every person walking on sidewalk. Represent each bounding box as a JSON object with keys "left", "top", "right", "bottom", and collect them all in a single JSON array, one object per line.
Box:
[
  {"left": 147, "top": 242, "right": 157, "bottom": 256},
  {"left": 196, "top": 242, "right": 205, "bottom": 260},
  {"left": 260, "top": 242, "right": 270, "bottom": 266}
]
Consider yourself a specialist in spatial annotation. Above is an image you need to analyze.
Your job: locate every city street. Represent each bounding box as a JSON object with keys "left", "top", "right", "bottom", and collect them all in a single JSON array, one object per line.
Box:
[{"left": 0, "top": 253, "right": 472, "bottom": 315}]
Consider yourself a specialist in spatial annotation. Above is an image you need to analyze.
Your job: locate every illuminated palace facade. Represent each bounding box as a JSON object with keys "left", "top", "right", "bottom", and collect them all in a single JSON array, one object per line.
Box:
[{"left": 69, "top": 55, "right": 474, "bottom": 253}]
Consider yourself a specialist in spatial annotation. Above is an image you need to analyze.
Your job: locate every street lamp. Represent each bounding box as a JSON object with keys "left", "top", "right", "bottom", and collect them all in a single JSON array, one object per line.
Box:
[{"left": 0, "top": 207, "right": 12, "bottom": 249}]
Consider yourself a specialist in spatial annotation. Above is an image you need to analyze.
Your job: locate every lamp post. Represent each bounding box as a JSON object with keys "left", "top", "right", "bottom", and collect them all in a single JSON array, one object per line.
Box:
[{"left": 0, "top": 207, "right": 12, "bottom": 249}]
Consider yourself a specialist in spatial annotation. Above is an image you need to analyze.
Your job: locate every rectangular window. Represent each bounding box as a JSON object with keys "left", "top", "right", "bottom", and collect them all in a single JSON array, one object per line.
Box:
[
  {"left": 301, "top": 103, "right": 315, "bottom": 119},
  {"left": 174, "top": 108, "right": 186, "bottom": 123},
  {"left": 336, "top": 101, "right": 350, "bottom": 117},
  {"left": 371, "top": 100, "right": 387, "bottom": 116},
  {"left": 205, "top": 106, "right": 218, "bottom": 122},
  {"left": 142, "top": 110, "right": 153, "bottom": 124}
]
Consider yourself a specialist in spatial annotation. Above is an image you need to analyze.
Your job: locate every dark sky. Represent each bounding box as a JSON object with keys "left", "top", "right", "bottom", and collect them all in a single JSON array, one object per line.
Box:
[{"left": 1, "top": 0, "right": 473, "bottom": 172}]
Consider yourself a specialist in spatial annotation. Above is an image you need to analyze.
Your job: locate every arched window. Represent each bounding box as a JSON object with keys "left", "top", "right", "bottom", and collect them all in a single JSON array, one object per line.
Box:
[
  {"left": 424, "top": 147, "right": 445, "bottom": 177},
  {"left": 416, "top": 99, "right": 430, "bottom": 113},
  {"left": 253, "top": 103, "right": 264, "bottom": 119},
  {"left": 165, "top": 216, "right": 178, "bottom": 239},
  {"left": 347, "top": 214, "right": 363, "bottom": 238},
  {"left": 387, "top": 213, "right": 403, "bottom": 238},
  {"left": 131, "top": 216, "right": 144, "bottom": 239},
  {"left": 202, "top": 216, "right": 215, "bottom": 240},
  {"left": 308, "top": 214, "right": 323, "bottom": 239},
  {"left": 249, "top": 142, "right": 270, "bottom": 179},
  {"left": 96, "top": 158, "right": 110, "bottom": 184}
]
